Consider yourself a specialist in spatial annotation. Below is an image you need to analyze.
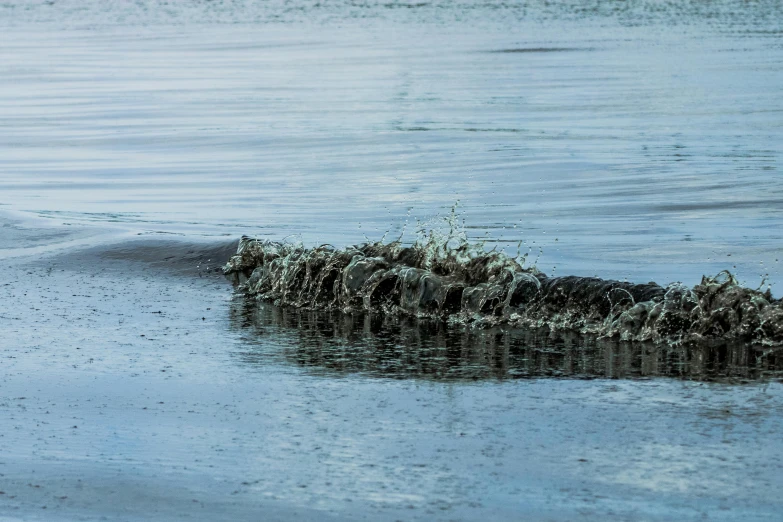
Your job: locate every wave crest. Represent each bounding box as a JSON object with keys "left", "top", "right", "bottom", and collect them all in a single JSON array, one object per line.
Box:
[{"left": 224, "top": 236, "right": 782, "bottom": 346}]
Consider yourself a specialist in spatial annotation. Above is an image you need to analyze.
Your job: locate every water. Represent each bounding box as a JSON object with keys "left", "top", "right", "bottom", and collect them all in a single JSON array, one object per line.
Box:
[
  {"left": 232, "top": 300, "right": 783, "bottom": 382},
  {"left": 223, "top": 236, "right": 783, "bottom": 347},
  {"left": 2, "top": 2, "right": 783, "bottom": 520},
  {"left": 1, "top": 1, "right": 782, "bottom": 292},
  {"left": 2, "top": 226, "right": 782, "bottom": 521}
]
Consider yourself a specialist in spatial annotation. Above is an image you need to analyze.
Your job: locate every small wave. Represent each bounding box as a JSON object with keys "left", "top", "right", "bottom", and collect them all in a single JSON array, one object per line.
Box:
[
  {"left": 44, "top": 238, "right": 240, "bottom": 278},
  {"left": 224, "top": 235, "right": 783, "bottom": 347}
]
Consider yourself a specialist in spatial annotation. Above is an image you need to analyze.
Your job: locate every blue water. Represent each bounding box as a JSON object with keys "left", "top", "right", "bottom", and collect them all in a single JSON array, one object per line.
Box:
[
  {"left": 2, "top": 4, "right": 783, "bottom": 521},
  {"left": 1, "top": 0, "right": 781, "bottom": 290}
]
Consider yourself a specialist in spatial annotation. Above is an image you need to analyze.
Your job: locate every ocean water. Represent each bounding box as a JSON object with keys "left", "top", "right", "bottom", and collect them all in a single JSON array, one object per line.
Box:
[
  {"left": 2, "top": 3, "right": 783, "bottom": 520},
  {"left": 1, "top": 0, "right": 782, "bottom": 292}
]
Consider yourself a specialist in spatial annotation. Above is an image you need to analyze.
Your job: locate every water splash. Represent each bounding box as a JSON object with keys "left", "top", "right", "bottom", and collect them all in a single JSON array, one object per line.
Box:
[{"left": 224, "top": 233, "right": 783, "bottom": 347}]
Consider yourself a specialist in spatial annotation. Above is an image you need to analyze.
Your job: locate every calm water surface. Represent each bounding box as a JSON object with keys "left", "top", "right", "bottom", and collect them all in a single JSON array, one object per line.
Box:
[{"left": 1, "top": 1, "right": 782, "bottom": 291}]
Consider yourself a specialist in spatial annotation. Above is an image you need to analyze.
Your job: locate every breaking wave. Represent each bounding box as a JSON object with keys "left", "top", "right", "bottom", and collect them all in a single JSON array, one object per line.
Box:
[{"left": 224, "top": 231, "right": 783, "bottom": 347}]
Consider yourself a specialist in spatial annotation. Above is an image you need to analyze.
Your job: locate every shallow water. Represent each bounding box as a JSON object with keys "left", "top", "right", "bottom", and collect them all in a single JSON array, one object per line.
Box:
[
  {"left": 1, "top": 1, "right": 782, "bottom": 291},
  {"left": 2, "top": 2, "right": 783, "bottom": 520},
  {"left": 1, "top": 225, "right": 782, "bottom": 521}
]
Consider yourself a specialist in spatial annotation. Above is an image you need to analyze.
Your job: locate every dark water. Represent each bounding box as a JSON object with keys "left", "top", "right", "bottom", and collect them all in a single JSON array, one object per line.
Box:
[
  {"left": 224, "top": 237, "right": 783, "bottom": 351},
  {"left": 231, "top": 299, "right": 783, "bottom": 382}
]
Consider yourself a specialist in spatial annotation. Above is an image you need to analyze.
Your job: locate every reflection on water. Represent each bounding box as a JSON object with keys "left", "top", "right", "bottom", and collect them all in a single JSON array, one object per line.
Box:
[{"left": 230, "top": 299, "right": 783, "bottom": 382}]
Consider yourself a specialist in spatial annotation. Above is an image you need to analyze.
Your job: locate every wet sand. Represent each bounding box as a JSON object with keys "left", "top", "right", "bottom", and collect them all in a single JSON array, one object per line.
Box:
[{"left": 2, "top": 215, "right": 783, "bottom": 521}]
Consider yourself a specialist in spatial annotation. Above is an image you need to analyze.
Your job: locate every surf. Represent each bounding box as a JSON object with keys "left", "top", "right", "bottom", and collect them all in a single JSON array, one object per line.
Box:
[{"left": 224, "top": 233, "right": 783, "bottom": 347}]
